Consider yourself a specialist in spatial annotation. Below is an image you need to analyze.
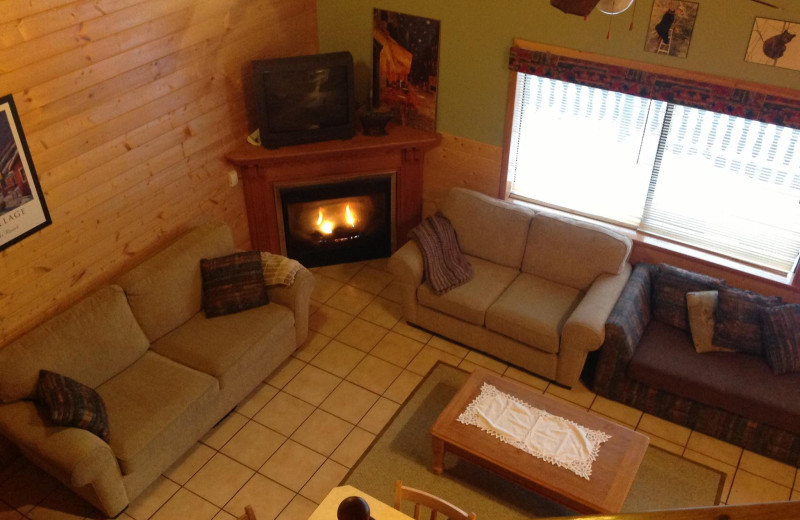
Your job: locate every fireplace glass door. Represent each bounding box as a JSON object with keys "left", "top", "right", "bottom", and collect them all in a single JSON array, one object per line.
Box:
[{"left": 277, "top": 173, "right": 394, "bottom": 267}]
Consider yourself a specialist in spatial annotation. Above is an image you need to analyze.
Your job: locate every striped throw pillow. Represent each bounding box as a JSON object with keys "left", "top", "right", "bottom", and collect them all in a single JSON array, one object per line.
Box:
[
  {"left": 761, "top": 304, "right": 800, "bottom": 375},
  {"left": 712, "top": 286, "right": 782, "bottom": 355},
  {"left": 36, "top": 370, "right": 110, "bottom": 441},
  {"left": 651, "top": 264, "right": 724, "bottom": 331},
  {"left": 201, "top": 251, "right": 269, "bottom": 318}
]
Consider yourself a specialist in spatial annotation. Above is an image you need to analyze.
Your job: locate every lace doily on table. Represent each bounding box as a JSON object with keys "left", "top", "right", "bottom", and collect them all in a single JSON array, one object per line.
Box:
[{"left": 457, "top": 383, "right": 611, "bottom": 480}]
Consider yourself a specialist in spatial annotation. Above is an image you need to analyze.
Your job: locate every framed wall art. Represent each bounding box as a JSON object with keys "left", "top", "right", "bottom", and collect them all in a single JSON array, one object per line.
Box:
[
  {"left": 644, "top": 0, "right": 699, "bottom": 58},
  {"left": 372, "top": 9, "right": 440, "bottom": 132},
  {"left": 0, "top": 94, "right": 51, "bottom": 252},
  {"left": 745, "top": 18, "right": 800, "bottom": 71}
]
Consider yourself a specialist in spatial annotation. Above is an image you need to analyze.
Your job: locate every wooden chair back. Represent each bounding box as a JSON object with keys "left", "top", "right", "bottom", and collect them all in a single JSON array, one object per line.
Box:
[
  {"left": 237, "top": 505, "right": 257, "bottom": 520},
  {"left": 393, "top": 480, "right": 477, "bottom": 520}
]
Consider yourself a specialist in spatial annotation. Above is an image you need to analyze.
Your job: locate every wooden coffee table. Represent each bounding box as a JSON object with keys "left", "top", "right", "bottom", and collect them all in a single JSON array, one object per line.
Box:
[{"left": 431, "top": 368, "right": 649, "bottom": 514}]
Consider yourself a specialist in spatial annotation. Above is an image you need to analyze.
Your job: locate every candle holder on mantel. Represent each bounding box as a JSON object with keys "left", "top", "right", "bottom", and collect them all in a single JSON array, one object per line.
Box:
[{"left": 337, "top": 496, "right": 374, "bottom": 520}]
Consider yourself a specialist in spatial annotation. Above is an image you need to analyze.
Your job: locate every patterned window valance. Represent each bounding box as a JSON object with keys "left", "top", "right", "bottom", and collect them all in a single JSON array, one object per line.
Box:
[{"left": 508, "top": 46, "right": 800, "bottom": 130}]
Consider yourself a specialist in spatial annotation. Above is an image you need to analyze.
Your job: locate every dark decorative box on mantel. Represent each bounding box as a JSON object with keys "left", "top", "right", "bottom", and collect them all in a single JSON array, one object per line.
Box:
[{"left": 358, "top": 107, "right": 394, "bottom": 136}]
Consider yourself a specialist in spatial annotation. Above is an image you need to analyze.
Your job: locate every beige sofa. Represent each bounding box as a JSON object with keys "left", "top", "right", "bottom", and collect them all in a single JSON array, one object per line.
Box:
[
  {"left": 0, "top": 222, "right": 314, "bottom": 516},
  {"left": 389, "top": 188, "right": 632, "bottom": 388}
]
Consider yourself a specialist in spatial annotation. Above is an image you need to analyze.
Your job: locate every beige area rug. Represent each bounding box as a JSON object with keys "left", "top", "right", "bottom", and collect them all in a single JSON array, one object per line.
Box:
[{"left": 343, "top": 362, "right": 724, "bottom": 518}]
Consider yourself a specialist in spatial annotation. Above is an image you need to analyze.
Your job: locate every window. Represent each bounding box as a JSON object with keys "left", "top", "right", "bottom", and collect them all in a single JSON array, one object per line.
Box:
[{"left": 508, "top": 72, "right": 800, "bottom": 275}]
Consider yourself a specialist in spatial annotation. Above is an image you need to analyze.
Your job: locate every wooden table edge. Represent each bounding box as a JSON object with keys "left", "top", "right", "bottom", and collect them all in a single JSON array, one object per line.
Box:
[{"left": 429, "top": 368, "right": 650, "bottom": 514}]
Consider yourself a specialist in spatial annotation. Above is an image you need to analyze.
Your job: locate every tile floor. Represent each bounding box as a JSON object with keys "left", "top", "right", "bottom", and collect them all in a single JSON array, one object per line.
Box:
[{"left": 1, "top": 259, "right": 798, "bottom": 520}]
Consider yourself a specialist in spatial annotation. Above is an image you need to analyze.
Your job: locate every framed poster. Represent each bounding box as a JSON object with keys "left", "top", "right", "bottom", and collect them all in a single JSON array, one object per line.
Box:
[
  {"left": 0, "top": 94, "right": 50, "bottom": 251},
  {"left": 373, "top": 9, "right": 440, "bottom": 132},
  {"left": 745, "top": 18, "right": 800, "bottom": 71},
  {"left": 644, "top": 0, "right": 699, "bottom": 58}
]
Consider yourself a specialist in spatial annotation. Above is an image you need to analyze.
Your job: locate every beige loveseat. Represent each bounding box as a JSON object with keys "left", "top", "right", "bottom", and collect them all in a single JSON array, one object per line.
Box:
[
  {"left": 0, "top": 222, "right": 314, "bottom": 516},
  {"left": 389, "top": 188, "right": 632, "bottom": 388}
]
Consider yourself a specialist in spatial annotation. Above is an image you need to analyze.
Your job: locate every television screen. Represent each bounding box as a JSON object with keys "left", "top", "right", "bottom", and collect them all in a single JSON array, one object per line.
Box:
[
  {"left": 263, "top": 66, "right": 350, "bottom": 132},
  {"left": 253, "top": 52, "right": 355, "bottom": 149}
]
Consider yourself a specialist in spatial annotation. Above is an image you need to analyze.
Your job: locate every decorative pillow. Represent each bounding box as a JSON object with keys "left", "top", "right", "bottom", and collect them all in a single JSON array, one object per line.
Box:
[
  {"left": 761, "top": 304, "right": 800, "bottom": 375},
  {"left": 36, "top": 370, "right": 110, "bottom": 441},
  {"left": 651, "top": 264, "right": 724, "bottom": 331},
  {"left": 712, "top": 286, "right": 782, "bottom": 355},
  {"left": 201, "top": 251, "right": 269, "bottom": 318},
  {"left": 685, "top": 291, "right": 734, "bottom": 353}
]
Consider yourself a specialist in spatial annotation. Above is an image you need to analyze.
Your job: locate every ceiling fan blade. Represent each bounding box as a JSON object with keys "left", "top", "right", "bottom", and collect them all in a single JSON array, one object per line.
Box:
[
  {"left": 550, "top": 0, "right": 602, "bottom": 16},
  {"left": 749, "top": 0, "right": 782, "bottom": 8}
]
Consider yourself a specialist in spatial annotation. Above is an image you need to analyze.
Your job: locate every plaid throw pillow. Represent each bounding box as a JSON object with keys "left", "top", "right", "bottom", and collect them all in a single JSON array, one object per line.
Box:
[
  {"left": 201, "top": 251, "right": 269, "bottom": 318},
  {"left": 761, "top": 304, "right": 800, "bottom": 375},
  {"left": 712, "top": 286, "right": 782, "bottom": 355},
  {"left": 651, "top": 264, "right": 724, "bottom": 331},
  {"left": 36, "top": 370, "right": 110, "bottom": 441}
]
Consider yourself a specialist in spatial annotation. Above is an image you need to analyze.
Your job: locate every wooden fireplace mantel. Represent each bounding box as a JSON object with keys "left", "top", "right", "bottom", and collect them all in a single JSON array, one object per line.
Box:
[{"left": 227, "top": 124, "right": 440, "bottom": 255}]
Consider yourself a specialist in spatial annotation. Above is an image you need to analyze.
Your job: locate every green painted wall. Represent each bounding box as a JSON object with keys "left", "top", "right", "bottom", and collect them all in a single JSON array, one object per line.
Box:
[{"left": 317, "top": 1, "right": 800, "bottom": 147}]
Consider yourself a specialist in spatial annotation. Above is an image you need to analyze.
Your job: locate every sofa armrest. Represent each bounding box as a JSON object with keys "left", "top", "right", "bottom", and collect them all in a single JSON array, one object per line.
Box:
[
  {"left": 388, "top": 241, "right": 424, "bottom": 323},
  {"left": 592, "top": 263, "right": 655, "bottom": 394},
  {"left": 0, "top": 402, "right": 120, "bottom": 488},
  {"left": 266, "top": 266, "right": 316, "bottom": 346},
  {"left": 562, "top": 263, "right": 634, "bottom": 353},
  {"left": 1, "top": 401, "right": 128, "bottom": 516},
  {"left": 388, "top": 240, "right": 423, "bottom": 286},
  {"left": 556, "top": 263, "right": 632, "bottom": 387},
  {"left": 41, "top": 427, "right": 119, "bottom": 488}
]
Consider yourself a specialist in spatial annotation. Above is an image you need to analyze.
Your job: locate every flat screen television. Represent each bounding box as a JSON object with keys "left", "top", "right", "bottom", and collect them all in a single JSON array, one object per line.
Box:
[{"left": 252, "top": 51, "right": 356, "bottom": 149}]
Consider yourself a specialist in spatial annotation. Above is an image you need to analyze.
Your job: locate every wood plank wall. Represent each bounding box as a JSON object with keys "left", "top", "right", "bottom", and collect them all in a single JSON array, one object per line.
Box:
[{"left": 0, "top": 0, "right": 319, "bottom": 346}]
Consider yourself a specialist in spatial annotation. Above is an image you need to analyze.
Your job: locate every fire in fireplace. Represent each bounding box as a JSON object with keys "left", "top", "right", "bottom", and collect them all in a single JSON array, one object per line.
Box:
[{"left": 276, "top": 173, "right": 395, "bottom": 267}]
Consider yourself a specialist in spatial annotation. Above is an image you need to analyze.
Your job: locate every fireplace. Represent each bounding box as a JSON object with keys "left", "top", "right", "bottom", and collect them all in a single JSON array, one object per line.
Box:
[
  {"left": 227, "top": 124, "right": 439, "bottom": 265},
  {"left": 276, "top": 173, "right": 395, "bottom": 267}
]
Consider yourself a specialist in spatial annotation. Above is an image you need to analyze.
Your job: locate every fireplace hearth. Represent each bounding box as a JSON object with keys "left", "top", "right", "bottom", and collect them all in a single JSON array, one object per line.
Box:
[{"left": 276, "top": 173, "right": 394, "bottom": 267}]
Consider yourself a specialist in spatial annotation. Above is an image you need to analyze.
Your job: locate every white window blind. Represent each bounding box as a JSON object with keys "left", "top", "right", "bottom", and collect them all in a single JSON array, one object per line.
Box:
[
  {"left": 509, "top": 75, "right": 664, "bottom": 227},
  {"left": 640, "top": 105, "right": 800, "bottom": 273},
  {"left": 508, "top": 72, "right": 800, "bottom": 274}
]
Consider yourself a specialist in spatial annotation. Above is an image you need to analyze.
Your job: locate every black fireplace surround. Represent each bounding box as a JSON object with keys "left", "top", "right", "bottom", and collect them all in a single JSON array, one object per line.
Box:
[{"left": 277, "top": 173, "right": 394, "bottom": 267}]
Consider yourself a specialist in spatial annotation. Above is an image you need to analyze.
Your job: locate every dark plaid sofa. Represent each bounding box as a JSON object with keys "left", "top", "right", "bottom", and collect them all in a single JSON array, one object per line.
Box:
[{"left": 588, "top": 263, "right": 800, "bottom": 467}]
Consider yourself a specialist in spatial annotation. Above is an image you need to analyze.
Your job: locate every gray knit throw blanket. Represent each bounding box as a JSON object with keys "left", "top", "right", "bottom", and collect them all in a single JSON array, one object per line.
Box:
[{"left": 409, "top": 212, "right": 473, "bottom": 295}]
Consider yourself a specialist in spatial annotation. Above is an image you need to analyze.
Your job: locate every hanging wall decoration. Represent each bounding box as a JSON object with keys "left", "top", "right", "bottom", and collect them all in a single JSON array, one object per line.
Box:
[
  {"left": 644, "top": 0, "right": 699, "bottom": 58},
  {"left": 372, "top": 9, "right": 441, "bottom": 132},
  {"left": 0, "top": 94, "right": 50, "bottom": 252},
  {"left": 745, "top": 18, "right": 800, "bottom": 71}
]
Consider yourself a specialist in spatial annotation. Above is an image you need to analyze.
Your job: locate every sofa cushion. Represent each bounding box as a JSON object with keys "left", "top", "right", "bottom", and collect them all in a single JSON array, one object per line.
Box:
[
  {"left": 651, "top": 264, "right": 724, "bottom": 332},
  {"left": 200, "top": 251, "right": 269, "bottom": 318},
  {"left": 627, "top": 320, "right": 800, "bottom": 435},
  {"left": 0, "top": 285, "right": 150, "bottom": 404},
  {"left": 486, "top": 273, "right": 582, "bottom": 354},
  {"left": 712, "top": 286, "right": 782, "bottom": 355},
  {"left": 441, "top": 187, "right": 534, "bottom": 269},
  {"left": 97, "top": 351, "right": 219, "bottom": 475},
  {"left": 117, "top": 223, "right": 234, "bottom": 342},
  {"left": 685, "top": 291, "right": 733, "bottom": 353},
  {"left": 36, "top": 370, "right": 110, "bottom": 442},
  {"left": 151, "top": 304, "right": 295, "bottom": 390},
  {"left": 521, "top": 213, "right": 631, "bottom": 291},
  {"left": 761, "top": 304, "right": 800, "bottom": 375},
  {"left": 417, "top": 255, "right": 518, "bottom": 326}
]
